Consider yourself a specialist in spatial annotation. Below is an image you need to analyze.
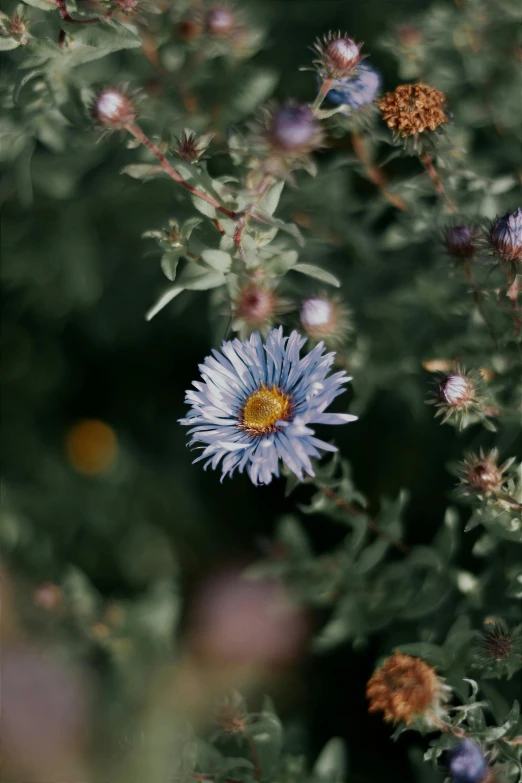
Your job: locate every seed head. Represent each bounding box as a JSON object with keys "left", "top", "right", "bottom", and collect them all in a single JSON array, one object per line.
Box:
[
  {"left": 92, "top": 87, "right": 136, "bottom": 130},
  {"left": 313, "top": 31, "right": 363, "bottom": 78},
  {"left": 268, "top": 104, "right": 323, "bottom": 153},
  {"left": 205, "top": 6, "right": 236, "bottom": 36},
  {"left": 489, "top": 208, "right": 522, "bottom": 264},
  {"left": 456, "top": 448, "right": 512, "bottom": 497},
  {"left": 444, "top": 225, "right": 476, "bottom": 261},
  {"left": 379, "top": 83, "right": 448, "bottom": 138},
  {"left": 447, "top": 739, "right": 488, "bottom": 783},
  {"left": 366, "top": 652, "right": 450, "bottom": 726}
]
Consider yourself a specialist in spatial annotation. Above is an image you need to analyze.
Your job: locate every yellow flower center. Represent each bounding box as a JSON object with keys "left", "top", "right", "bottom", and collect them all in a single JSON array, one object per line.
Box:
[{"left": 241, "top": 384, "right": 291, "bottom": 434}]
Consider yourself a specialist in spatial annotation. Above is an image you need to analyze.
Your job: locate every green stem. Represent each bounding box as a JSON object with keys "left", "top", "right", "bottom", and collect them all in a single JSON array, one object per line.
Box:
[{"left": 311, "top": 77, "right": 333, "bottom": 113}]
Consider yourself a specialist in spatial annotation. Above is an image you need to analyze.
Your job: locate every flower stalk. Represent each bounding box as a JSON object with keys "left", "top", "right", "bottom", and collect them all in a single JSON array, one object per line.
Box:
[
  {"left": 351, "top": 132, "right": 408, "bottom": 212},
  {"left": 127, "top": 123, "right": 237, "bottom": 219},
  {"left": 420, "top": 150, "right": 457, "bottom": 213}
]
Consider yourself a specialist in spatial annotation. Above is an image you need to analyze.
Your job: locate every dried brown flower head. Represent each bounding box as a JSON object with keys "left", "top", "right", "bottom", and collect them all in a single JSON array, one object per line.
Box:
[
  {"left": 366, "top": 652, "right": 449, "bottom": 726},
  {"left": 379, "top": 83, "right": 448, "bottom": 138}
]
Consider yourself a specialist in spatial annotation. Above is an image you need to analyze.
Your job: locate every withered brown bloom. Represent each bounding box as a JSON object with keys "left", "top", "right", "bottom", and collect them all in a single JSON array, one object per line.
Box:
[
  {"left": 379, "top": 83, "right": 448, "bottom": 138},
  {"left": 366, "top": 652, "right": 449, "bottom": 725}
]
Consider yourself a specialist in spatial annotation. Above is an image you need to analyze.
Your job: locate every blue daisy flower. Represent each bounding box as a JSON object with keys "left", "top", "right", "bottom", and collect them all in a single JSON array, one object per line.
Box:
[
  {"left": 326, "top": 64, "right": 381, "bottom": 110},
  {"left": 179, "top": 327, "right": 357, "bottom": 486}
]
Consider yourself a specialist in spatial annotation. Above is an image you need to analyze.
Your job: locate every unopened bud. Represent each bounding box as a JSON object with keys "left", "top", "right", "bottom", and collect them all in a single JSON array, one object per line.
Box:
[
  {"left": 444, "top": 225, "right": 476, "bottom": 261},
  {"left": 269, "top": 104, "right": 322, "bottom": 153},
  {"left": 314, "top": 32, "right": 363, "bottom": 78},
  {"left": 93, "top": 88, "right": 136, "bottom": 130},
  {"left": 440, "top": 373, "right": 474, "bottom": 407},
  {"left": 300, "top": 295, "right": 352, "bottom": 344},
  {"left": 489, "top": 207, "right": 522, "bottom": 264},
  {"left": 236, "top": 283, "right": 276, "bottom": 325},
  {"left": 205, "top": 6, "right": 236, "bottom": 37}
]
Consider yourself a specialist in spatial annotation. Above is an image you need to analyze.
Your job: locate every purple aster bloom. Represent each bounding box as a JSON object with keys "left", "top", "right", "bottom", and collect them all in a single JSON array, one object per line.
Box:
[
  {"left": 489, "top": 207, "right": 522, "bottom": 262},
  {"left": 179, "top": 327, "right": 357, "bottom": 486},
  {"left": 326, "top": 64, "right": 381, "bottom": 110},
  {"left": 447, "top": 739, "right": 488, "bottom": 783},
  {"left": 269, "top": 105, "right": 321, "bottom": 151}
]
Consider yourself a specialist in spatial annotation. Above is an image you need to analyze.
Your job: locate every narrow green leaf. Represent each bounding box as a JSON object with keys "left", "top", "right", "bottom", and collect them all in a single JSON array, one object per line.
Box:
[
  {"left": 292, "top": 264, "right": 340, "bottom": 287},
  {"left": 145, "top": 286, "right": 183, "bottom": 321}
]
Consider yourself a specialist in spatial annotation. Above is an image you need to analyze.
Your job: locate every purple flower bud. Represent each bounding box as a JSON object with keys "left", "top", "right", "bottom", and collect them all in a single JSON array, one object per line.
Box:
[
  {"left": 205, "top": 6, "right": 236, "bottom": 36},
  {"left": 447, "top": 740, "right": 488, "bottom": 783},
  {"left": 489, "top": 207, "right": 522, "bottom": 263},
  {"left": 444, "top": 224, "right": 476, "bottom": 260},
  {"left": 269, "top": 105, "right": 321, "bottom": 152},
  {"left": 326, "top": 64, "right": 381, "bottom": 110}
]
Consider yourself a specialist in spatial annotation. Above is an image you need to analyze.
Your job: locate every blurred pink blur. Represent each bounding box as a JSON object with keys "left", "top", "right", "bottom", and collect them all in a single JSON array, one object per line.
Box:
[
  {"left": 2, "top": 644, "right": 91, "bottom": 781},
  {"left": 188, "top": 567, "right": 309, "bottom": 666}
]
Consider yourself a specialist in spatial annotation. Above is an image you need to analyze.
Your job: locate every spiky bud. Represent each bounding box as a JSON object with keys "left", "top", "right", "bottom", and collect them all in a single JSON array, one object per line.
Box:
[
  {"left": 174, "top": 129, "right": 214, "bottom": 162},
  {"left": 444, "top": 225, "right": 476, "bottom": 261},
  {"left": 300, "top": 295, "right": 352, "bottom": 345},
  {"left": 447, "top": 740, "right": 488, "bottom": 783},
  {"left": 213, "top": 691, "right": 247, "bottom": 735},
  {"left": 205, "top": 6, "right": 236, "bottom": 37},
  {"left": 235, "top": 283, "right": 277, "bottom": 326},
  {"left": 457, "top": 448, "right": 512, "bottom": 497},
  {"left": 366, "top": 652, "right": 450, "bottom": 727},
  {"left": 325, "top": 64, "right": 381, "bottom": 111},
  {"left": 379, "top": 83, "right": 448, "bottom": 138},
  {"left": 268, "top": 104, "right": 322, "bottom": 153},
  {"left": 313, "top": 32, "right": 363, "bottom": 78},
  {"left": 93, "top": 88, "right": 136, "bottom": 130},
  {"left": 489, "top": 208, "right": 522, "bottom": 264}
]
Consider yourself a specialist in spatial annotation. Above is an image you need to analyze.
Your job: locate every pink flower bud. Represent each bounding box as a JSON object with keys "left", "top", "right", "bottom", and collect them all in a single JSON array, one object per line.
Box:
[{"left": 93, "top": 88, "right": 136, "bottom": 130}]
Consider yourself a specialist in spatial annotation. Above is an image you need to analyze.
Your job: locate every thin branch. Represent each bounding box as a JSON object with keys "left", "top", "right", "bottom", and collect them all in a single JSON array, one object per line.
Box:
[
  {"left": 127, "top": 123, "right": 237, "bottom": 219},
  {"left": 503, "top": 265, "right": 521, "bottom": 337},
  {"left": 420, "top": 150, "right": 457, "bottom": 213},
  {"left": 320, "top": 486, "right": 410, "bottom": 554},
  {"left": 311, "top": 76, "right": 333, "bottom": 112},
  {"left": 352, "top": 132, "right": 409, "bottom": 212},
  {"left": 464, "top": 260, "right": 498, "bottom": 348}
]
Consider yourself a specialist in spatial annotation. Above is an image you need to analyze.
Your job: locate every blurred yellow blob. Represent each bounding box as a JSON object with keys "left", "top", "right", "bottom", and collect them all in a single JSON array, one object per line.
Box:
[{"left": 65, "top": 419, "right": 118, "bottom": 476}]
